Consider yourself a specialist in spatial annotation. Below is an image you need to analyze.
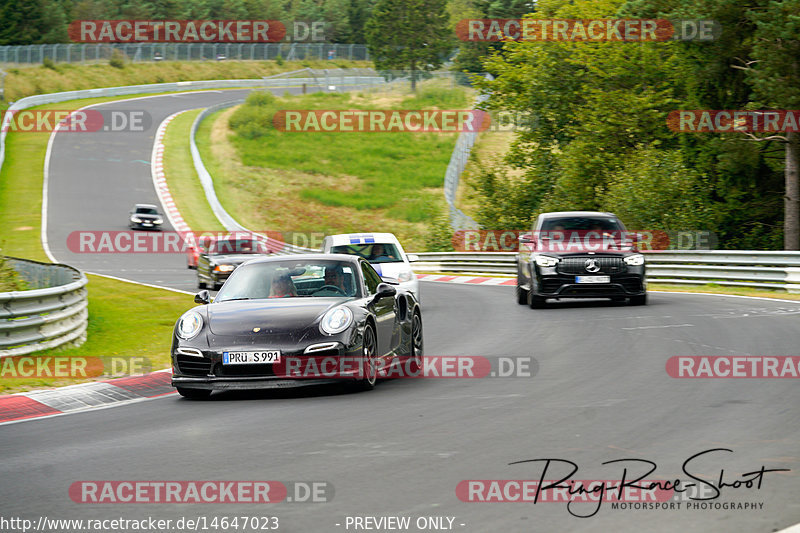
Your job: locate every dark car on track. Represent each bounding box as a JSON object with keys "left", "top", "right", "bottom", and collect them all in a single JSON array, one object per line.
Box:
[
  {"left": 128, "top": 204, "right": 164, "bottom": 230},
  {"left": 196, "top": 235, "right": 269, "bottom": 290},
  {"left": 516, "top": 211, "right": 647, "bottom": 308},
  {"left": 172, "top": 254, "right": 424, "bottom": 398}
]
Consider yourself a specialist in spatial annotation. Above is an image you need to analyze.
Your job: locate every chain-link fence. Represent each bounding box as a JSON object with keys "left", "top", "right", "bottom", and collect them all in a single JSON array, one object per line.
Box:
[
  {"left": 442, "top": 74, "right": 494, "bottom": 231},
  {"left": 0, "top": 43, "right": 369, "bottom": 65}
]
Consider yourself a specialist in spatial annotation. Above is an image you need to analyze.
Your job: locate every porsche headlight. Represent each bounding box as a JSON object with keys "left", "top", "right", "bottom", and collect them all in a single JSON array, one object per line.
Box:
[
  {"left": 398, "top": 270, "right": 415, "bottom": 282},
  {"left": 624, "top": 254, "right": 645, "bottom": 266},
  {"left": 320, "top": 307, "right": 353, "bottom": 335},
  {"left": 534, "top": 254, "right": 559, "bottom": 268},
  {"left": 177, "top": 311, "right": 203, "bottom": 340},
  {"left": 214, "top": 264, "right": 236, "bottom": 272}
]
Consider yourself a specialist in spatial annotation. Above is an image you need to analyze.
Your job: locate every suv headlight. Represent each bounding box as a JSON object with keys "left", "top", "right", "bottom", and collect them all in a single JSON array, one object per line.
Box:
[
  {"left": 624, "top": 254, "right": 645, "bottom": 266},
  {"left": 130, "top": 216, "right": 142, "bottom": 222},
  {"left": 154, "top": 217, "right": 164, "bottom": 224},
  {"left": 177, "top": 311, "right": 203, "bottom": 340},
  {"left": 214, "top": 264, "right": 236, "bottom": 272},
  {"left": 398, "top": 270, "right": 415, "bottom": 282},
  {"left": 320, "top": 307, "right": 353, "bottom": 335},
  {"left": 534, "top": 254, "right": 559, "bottom": 267}
]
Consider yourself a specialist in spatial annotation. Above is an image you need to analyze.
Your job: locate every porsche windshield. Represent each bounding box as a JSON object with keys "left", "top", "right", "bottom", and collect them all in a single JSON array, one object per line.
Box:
[{"left": 215, "top": 260, "right": 360, "bottom": 301}]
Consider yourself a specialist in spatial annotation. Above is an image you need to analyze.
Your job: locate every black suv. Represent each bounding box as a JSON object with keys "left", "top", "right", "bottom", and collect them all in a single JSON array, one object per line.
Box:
[{"left": 516, "top": 211, "right": 646, "bottom": 308}]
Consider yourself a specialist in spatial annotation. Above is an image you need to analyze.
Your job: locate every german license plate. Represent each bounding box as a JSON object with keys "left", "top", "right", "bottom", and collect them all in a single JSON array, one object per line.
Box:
[
  {"left": 223, "top": 351, "right": 281, "bottom": 364},
  {"left": 576, "top": 275, "right": 610, "bottom": 283}
]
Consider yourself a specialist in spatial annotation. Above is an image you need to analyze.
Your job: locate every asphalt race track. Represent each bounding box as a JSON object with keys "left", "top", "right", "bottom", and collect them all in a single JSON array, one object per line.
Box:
[{"left": 2, "top": 89, "right": 800, "bottom": 532}]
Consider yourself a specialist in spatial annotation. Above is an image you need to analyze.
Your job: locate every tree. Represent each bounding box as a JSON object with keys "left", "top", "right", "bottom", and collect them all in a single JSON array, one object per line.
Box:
[
  {"left": 745, "top": 0, "right": 800, "bottom": 249},
  {"left": 0, "top": 0, "right": 69, "bottom": 45},
  {"left": 365, "top": 0, "right": 452, "bottom": 90}
]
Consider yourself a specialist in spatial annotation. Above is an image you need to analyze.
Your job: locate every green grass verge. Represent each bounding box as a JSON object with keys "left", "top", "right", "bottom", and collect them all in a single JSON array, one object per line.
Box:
[
  {"left": 230, "top": 87, "right": 466, "bottom": 216},
  {"left": 0, "top": 94, "right": 210, "bottom": 393},
  {"left": 192, "top": 81, "right": 466, "bottom": 250},
  {"left": 162, "top": 109, "right": 225, "bottom": 233}
]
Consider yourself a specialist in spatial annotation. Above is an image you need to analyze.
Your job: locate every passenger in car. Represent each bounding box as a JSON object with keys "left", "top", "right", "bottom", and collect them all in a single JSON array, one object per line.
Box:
[{"left": 269, "top": 274, "right": 297, "bottom": 298}]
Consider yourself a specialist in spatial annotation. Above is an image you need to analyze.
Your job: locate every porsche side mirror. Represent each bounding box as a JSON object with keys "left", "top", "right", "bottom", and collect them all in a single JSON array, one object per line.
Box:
[
  {"left": 194, "top": 290, "right": 211, "bottom": 304},
  {"left": 373, "top": 283, "right": 397, "bottom": 301}
]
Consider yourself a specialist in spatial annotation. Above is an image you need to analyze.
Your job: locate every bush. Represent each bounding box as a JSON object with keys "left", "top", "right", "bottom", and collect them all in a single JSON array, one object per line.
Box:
[
  {"left": 42, "top": 57, "right": 57, "bottom": 70},
  {"left": 109, "top": 49, "right": 126, "bottom": 69},
  {"left": 275, "top": 54, "right": 284, "bottom": 66},
  {"left": 425, "top": 208, "right": 456, "bottom": 252}
]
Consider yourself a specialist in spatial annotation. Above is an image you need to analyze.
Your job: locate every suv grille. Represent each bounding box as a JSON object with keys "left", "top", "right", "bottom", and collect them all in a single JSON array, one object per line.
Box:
[{"left": 558, "top": 256, "right": 625, "bottom": 274}]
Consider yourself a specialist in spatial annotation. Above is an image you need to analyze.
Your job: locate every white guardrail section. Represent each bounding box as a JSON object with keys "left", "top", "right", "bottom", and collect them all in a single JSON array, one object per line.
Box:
[
  {"left": 411, "top": 250, "right": 800, "bottom": 293},
  {"left": 0, "top": 258, "right": 89, "bottom": 357}
]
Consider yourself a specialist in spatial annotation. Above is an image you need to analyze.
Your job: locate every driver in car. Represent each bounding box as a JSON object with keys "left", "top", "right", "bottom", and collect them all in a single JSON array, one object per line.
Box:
[
  {"left": 324, "top": 266, "right": 350, "bottom": 295},
  {"left": 369, "top": 244, "right": 395, "bottom": 261}
]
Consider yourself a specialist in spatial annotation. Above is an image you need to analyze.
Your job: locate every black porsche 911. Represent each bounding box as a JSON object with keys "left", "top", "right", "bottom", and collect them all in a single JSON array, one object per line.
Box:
[{"left": 171, "top": 254, "right": 424, "bottom": 399}]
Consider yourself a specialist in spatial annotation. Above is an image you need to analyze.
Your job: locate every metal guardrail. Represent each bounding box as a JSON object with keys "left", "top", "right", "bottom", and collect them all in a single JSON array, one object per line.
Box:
[
  {"left": 442, "top": 76, "right": 493, "bottom": 231},
  {"left": 412, "top": 250, "right": 800, "bottom": 293},
  {"left": 0, "top": 43, "right": 370, "bottom": 65},
  {"left": 0, "top": 258, "right": 89, "bottom": 357}
]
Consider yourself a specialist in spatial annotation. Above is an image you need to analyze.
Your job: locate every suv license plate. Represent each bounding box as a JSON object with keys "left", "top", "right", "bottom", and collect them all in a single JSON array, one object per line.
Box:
[
  {"left": 223, "top": 351, "right": 281, "bottom": 364},
  {"left": 576, "top": 275, "right": 610, "bottom": 284}
]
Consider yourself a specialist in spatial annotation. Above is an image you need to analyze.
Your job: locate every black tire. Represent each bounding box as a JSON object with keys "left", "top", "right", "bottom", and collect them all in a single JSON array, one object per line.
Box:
[
  {"left": 516, "top": 273, "right": 528, "bottom": 305},
  {"left": 630, "top": 294, "right": 647, "bottom": 306},
  {"left": 197, "top": 276, "right": 206, "bottom": 289},
  {"left": 176, "top": 387, "right": 211, "bottom": 400},
  {"left": 409, "top": 312, "right": 423, "bottom": 374},
  {"left": 528, "top": 290, "right": 546, "bottom": 309},
  {"left": 354, "top": 324, "right": 378, "bottom": 391}
]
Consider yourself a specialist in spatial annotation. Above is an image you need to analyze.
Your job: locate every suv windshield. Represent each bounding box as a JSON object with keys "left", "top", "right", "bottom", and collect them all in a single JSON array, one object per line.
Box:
[
  {"left": 331, "top": 243, "right": 403, "bottom": 263},
  {"left": 540, "top": 217, "right": 623, "bottom": 232},
  {"left": 135, "top": 207, "right": 158, "bottom": 215}
]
